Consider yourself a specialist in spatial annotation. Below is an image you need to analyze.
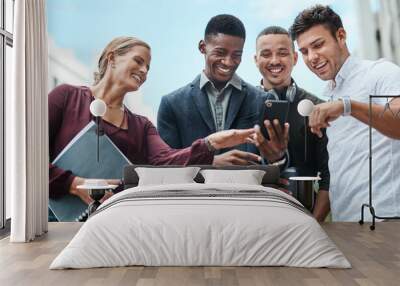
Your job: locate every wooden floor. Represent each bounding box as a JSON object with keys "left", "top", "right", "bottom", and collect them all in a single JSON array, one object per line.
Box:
[{"left": 1, "top": 222, "right": 400, "bottom": 286}]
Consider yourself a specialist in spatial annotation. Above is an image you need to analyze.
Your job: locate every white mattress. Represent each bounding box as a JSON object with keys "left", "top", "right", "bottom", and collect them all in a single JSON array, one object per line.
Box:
[{"left": 50, "top": 183, "right": 351, "bottom": 269}]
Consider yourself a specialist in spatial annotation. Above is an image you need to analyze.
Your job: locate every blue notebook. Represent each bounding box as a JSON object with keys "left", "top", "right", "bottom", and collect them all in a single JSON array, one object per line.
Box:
[{"left": 49, "top": 121, "right": 131, "bottom": 222}]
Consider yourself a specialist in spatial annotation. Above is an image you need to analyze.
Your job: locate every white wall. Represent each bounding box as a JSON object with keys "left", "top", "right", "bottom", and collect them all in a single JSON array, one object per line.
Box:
[
  {"left": 356, "top": 0, "right": 400, "bottom": 65},
  {"left": 48, "top": 38, "right": 92, "bottom": 90}
]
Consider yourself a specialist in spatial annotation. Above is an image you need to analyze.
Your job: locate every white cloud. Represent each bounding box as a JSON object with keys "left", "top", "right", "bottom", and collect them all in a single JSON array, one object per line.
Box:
[{"left": 123, "top": 90, "right": 157, "bottom": 125}]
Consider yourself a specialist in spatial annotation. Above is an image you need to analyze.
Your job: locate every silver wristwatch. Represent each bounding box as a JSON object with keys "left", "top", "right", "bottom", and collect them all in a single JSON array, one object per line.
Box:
[{"left": 339, "top": 96, "right": 351, "bottom": 116}]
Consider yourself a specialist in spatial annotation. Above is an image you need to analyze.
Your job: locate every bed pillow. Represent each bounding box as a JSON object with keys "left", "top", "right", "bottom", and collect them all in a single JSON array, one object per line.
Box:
[
  {"left": 135, "top": 167, "right": 200, "bottom": 186},
  {"left": 200, "top": 169, "right": 265, "bottom": 185},
  {"left": 123, "top": 165, "right": 280, "bottom": 189}
]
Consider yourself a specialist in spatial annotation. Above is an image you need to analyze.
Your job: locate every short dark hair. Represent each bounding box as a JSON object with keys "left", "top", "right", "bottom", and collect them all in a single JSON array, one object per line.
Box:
[
  {"left": 256, "top": 26, "right": 295, "bottom": 51},
  {"left": 205, "top": 14, "right": 246, "bottom": 40},
  {"left": 289, "top": 5, "right": 343, "bottom": 40}
]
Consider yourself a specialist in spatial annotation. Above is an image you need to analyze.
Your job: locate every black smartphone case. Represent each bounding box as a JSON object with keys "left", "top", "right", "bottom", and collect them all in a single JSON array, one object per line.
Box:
[{"left": 259, "top": 100, "right": 290, "bottom": 140}]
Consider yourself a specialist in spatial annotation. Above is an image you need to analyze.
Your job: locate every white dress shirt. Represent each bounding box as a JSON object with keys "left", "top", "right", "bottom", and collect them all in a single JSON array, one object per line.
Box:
[{"left": 323, "top": 56, "right": 400, "bottom": 221}]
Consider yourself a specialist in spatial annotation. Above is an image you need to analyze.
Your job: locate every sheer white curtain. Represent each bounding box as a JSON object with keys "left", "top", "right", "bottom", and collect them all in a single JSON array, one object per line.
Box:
[{"left": 7, "top": 0, "right": 48, "bottom": 242}]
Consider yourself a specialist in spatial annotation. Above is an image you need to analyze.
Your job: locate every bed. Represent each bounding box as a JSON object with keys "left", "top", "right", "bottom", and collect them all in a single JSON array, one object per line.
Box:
[{"left": 50, "top": 166, "right": 350, "bottom": 269}]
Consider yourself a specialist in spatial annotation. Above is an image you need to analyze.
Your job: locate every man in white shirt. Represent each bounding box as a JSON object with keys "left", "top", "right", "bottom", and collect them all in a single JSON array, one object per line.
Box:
[{"left": 290, "top": 5, "right": 400, "bottom": 221}]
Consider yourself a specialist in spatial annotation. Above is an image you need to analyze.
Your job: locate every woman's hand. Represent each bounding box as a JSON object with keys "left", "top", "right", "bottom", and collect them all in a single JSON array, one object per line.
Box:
[
  {"left": 99, "top": 191, "right": 114, "bottom": 204},
  {"left": 69, "top": 177, "right": 93, "bottom": 205},
  {"left": 206, "top": 128, "right": 256, "bottom": 150},
  {"left": 212, "top": 150, "right": 261, "bottom": 166},
  {"left": 69, "top": 177, "right": 119, "bottom": 205},
  {"left": 100, "top": 179, "right": 120, "bottom": 203}
]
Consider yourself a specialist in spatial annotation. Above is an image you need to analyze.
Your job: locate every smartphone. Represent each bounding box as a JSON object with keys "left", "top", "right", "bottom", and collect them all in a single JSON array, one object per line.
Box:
[{"left": 259, "top": 100, "right": 289, "bottom": 140}]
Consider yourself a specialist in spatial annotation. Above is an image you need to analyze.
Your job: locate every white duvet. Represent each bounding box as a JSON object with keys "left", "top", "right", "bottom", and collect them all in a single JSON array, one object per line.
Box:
[{"left": 50, "top": 183, "right": 350, "bottom": 269}]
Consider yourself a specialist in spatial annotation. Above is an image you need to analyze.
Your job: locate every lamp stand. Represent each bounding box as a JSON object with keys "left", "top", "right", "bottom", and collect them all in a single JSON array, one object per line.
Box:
[{"left": 359, "top": 95, "right": 400, "bottom": 230}]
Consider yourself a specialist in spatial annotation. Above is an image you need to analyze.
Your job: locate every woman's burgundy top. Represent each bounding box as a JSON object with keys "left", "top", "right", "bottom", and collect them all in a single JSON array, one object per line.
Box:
[{"left": 49, "top": 84, "right": 213, "bottom": 198}]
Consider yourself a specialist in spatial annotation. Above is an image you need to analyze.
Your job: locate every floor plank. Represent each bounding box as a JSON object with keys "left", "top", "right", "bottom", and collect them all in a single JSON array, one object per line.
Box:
[{"left": 1, "top": 222, "right": 400, "bottom": 286}]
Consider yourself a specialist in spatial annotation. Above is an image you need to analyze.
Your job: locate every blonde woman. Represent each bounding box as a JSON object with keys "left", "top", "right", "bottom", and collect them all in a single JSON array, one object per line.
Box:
[{"left": 49, "top": 36, "right": 256, "bottom": 205}]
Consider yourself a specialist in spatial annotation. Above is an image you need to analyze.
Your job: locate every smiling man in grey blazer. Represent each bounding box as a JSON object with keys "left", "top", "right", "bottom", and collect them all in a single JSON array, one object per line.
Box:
[{"left": 158, "top": 14, "right": 288, "bottom": 166}]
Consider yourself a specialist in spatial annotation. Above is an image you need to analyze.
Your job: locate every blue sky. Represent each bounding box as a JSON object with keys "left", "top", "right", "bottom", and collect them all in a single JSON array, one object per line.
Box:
[{"left": 47, "top": 0, "right": 359, "bottom": 119}]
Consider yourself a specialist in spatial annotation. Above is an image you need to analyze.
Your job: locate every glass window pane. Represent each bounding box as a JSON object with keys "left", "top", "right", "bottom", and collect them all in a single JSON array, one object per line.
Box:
[
  {"left": 0, "top": 0, "right": 3, "bottom": 29},
  {"left": 5, "top": 44, "right": 12, "bottom": 219},
  {"left": 5, "top": 0, "right": 14, "bottom": 33}
]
